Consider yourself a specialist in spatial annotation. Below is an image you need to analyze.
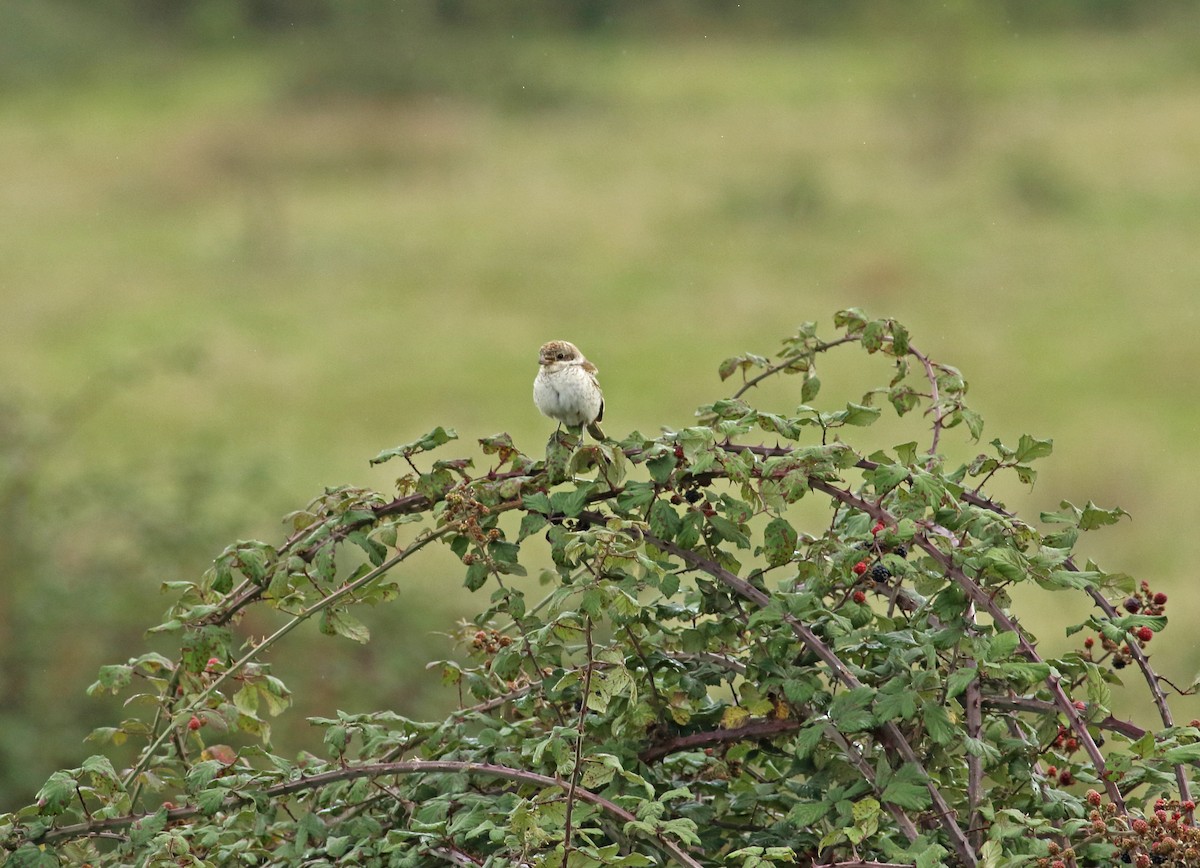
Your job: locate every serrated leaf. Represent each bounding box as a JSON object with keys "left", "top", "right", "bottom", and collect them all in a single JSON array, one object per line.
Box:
[
  {"left": 880, "top": 764, "right": 931, "bottom": 810},
  {"left": 946, "top": 666, "right": 977, "bottom": 699},
  {"left": 648, "top": 499, "right": 682, "bottom": 542},
  {"left": 761, "top": 517, "right": 798, "bottom": 568},
  {"left": 987, "top": 631, "right": 1021, "bottom": 661},
  {"left": 829, "top": 686, "right": 875, "bottom": 732},
  {"left": 320, "top": 608, "right": 371, "bottom": 644},
  {"left": 35, "top": 771, "right": 75, "bottom": 815},
  {"left": 922, "top": 701, "right": 956, "bottom": 745},
  {"left": 369, "top": 426, "right": 458, "bottom": 465}
]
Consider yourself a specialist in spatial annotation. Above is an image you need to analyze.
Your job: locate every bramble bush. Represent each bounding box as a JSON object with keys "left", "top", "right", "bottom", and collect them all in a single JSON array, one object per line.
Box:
[{"left": 4, "top": 309, "right": 1199, "bottom": 867}]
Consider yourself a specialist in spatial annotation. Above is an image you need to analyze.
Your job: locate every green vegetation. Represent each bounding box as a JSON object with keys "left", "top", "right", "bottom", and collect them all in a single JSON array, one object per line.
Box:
[
  {"left": 5, "top": 312, "right": 1200, "bottom": 866},
  {"left": 3, "top": 3, "right": 1200, "bottom": 814}
]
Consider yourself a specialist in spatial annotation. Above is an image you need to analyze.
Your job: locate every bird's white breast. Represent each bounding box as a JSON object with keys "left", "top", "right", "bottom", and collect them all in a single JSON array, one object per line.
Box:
[{"left": 534, "top": 364, "right": 602, "bottom": 426}]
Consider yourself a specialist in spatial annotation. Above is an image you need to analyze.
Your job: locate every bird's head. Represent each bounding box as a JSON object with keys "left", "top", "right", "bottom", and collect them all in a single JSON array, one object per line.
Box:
[{"left": 538, "top": 340, "right": 582, "bottom": 367}]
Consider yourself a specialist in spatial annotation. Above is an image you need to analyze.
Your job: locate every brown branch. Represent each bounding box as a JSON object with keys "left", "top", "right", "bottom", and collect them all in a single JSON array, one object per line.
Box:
[
  {"left": 729, "top": 335, "right": 858, "bottom": 400},
  {"left": 639, "top": 718, "right": 804, "bottom": 764}
]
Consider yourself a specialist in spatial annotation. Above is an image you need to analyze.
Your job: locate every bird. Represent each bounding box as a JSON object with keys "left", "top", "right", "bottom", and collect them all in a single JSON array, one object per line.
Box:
[{"left": 533, "top": 340, "right": 606, "bottom": 441}]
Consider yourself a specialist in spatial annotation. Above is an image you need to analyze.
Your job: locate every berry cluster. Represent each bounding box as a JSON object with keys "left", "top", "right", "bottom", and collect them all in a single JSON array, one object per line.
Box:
[
  {"left": 850, "top": 520, "right": 907, "bottom": 589},
  {"left": 1034, "top": 794, "right": 1200, "bottom": 867},
  {"left": 469, "top": 627, "right": 513, "bottom": 655},
  {"left": 1080, "top": 582, "right": 1167, "bottom": 671},
  {"left": 1111, "top": 797, "right": 1200, "bottom": 866}
]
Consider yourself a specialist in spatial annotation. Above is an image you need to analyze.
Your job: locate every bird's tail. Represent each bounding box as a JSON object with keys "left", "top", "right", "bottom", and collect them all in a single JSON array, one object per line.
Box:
[{"left": 587, "top": 421, "right": 606, "bottom": 441}]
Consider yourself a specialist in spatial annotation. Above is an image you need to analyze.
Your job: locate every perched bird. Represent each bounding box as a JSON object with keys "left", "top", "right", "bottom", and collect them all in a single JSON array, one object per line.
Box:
[{"left": 533, "top": 340, "right": 606, "bottom": 440}]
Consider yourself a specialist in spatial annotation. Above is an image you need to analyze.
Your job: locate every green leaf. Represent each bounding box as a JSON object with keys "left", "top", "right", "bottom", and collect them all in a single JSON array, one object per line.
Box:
[
  {"left": 922, "top": 701, "right": 956, "bottom": 745},
  {"left": 829, "top": 686, "right": 875, "bottom": 732},
  {"left": 196, "top": 786, "right": 227, "bottom": 816},
  {"left": 880, "top": 764, "right": 931, "bottom": 810},
  {"left": 185, "top": 760, "right": 225, "bottom": 793},
  {"left": 369, "top": 426, "right": 458, "bottom": 465},
  {"left": 646, "top": 453, "right": 676, "bottom": 484},
  {"left": 986, "top": 631, "right": 1021, "bottom": 661},
  {"left": 1015, "top": 434, "right": 1053, "bottom": 463},
  {"left": 648, "top": 499, "right": 682, "bottom": 542},
  {"left": 1163, "top": 744, "right": 1200, "bottom": 764},
  {"left": 874, "top": 682, "right": 918, "bottom": 722},
  {"left": 945, "top": 666, "right": 977, "bottom": 699},
  {"left": 1078, "top": 500, "right": 1130, "bottom": 530},
  {"left": 840, "top": 402, "right": 881, "bottom": 426},
  {"left": 35, "top": 770, "right": 75, "bottom": 815},
  {"left": 319, "top": 608, "right": 371, "bottom": 644},
  {"left": 869, "top": 463, "right": 909, "bottom": 496},
  {"left": 761, "top": 517, "right": 798, "bottom": 568},
  {"left": 550, "top": 484, "right": 595, "bottom": 518},
  {"left": 518, "top": 511, "right": 549, "bottom": 541}
]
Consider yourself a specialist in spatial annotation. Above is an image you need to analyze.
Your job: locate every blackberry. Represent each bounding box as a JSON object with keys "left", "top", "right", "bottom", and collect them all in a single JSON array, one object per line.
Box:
[
  {"left": 1112, "top": 657, "right": 1126, "bottom": 670},
  {"left": 870, "top": 563, "right": 891, "bottom": 584},
  {"left": 684, "top": 489, "right": 702, "bottom": 504},
  {"left": 893, "top": 544, "right": 908, "bottom": 559}
]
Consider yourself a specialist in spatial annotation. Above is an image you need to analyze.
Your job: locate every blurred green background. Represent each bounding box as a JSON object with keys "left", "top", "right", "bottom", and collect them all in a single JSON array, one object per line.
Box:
[{"left": 3, "top": 0, "right": 1200, "bottom": 808}]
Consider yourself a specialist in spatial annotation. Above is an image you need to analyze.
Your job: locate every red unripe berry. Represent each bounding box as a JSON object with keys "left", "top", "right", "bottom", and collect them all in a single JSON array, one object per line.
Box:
[
  {"left": 1184, "top": 800, "right": 1196, "bottom": 811},
  {"left": 1065, "top": 738, "right": 1078, "bottom": 752},
  {"left": 1084, "top": 637, "right": 1094, "bottom": 648},
  {"left": 1051, "top": 861, "right": 1065, "bottom": 868},
  {"left": 1136, "top": 626, "right": 1154, "bottom": 643},
  {"left": 1154, "top": 592, "right": 1168, "bottom": 605},
  {"left": 1058, "top": 769, "right": 1073, "bottom": 785},
  {"left": 853, "top": 561, "right": 869, "bottom": 576},
  {"left": 1074, "top": 700, "right": 1087, "bottom": 710},
  {"left": 852, "top": 590, "right": 867, "bottom": 604},
  {"left": 871, "top": 521, "right": 885, "bottom": 536},
  {"left": 1086, "top": 789, "right": 1102, "bottom": 806},
  {"left": 187, "top": 716, "right": 202, "bottom": 731},
  {"left": 1135, "top": 854, "right": 1151, "bottom": 868},
  {"left": 1046, "top": 765, "right": 1057, "bottom": 777},
  {"left": 1156, "top": 799, "right": 1168, "bottom": 810},
  {"left": 1157, "top": 809, "right": 1169, "bottom": 823},
  {"left": 1133, "top": 818, "right": 1149, "bottom": 833}
]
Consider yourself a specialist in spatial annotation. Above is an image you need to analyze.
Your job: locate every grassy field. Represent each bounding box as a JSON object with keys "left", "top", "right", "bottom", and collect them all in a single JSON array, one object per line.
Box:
[{"left": 3, "top": 20, "right": 1200, "bottom": 802}]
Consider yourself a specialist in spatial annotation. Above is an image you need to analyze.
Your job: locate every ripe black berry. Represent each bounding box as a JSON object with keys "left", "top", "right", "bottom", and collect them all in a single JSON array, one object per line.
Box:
[
  {"left": 684, "top": 489, "right": 701, "bottom": 504},
  {"left": 1123, "top": 597, "right": 1141, "bottom": 614},
  {"left": 893, "top": 544, "right": 908, "bottom": 559},
  {"left": 1113, "top": 658, "right": 1126, "bottom": 669},
  {"left": 870, "top": 564, "right": 891, "bottom": 584}
]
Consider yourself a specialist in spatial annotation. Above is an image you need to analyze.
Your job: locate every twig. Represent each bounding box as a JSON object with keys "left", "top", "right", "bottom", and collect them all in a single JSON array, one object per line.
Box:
[{"left": 563, "top": 617, "right": 594, "bottom": 866}]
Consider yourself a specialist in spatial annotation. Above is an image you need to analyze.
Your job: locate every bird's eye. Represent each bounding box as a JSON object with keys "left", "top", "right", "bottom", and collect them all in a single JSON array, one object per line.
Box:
[{"left": 556, "top": 352, "right": 565, "bottom": 359}]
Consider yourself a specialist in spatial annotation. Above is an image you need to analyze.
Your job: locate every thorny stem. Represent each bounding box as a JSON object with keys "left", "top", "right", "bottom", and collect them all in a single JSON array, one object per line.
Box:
[
  {"left": 730, "top": 336, "right": 857, "bottom": 400},
  {"left": 563, "top": 617, "right": 594, "bottom": 867}
]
